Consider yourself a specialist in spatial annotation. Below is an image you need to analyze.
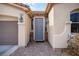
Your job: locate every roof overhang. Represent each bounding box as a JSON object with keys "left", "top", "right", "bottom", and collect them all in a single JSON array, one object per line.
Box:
[
  {"left": 6, "top": 3, "right": 57, "bottom": 18},
  {"left": 7, "top": 3, "right": 32, "bottom": 18},
  {"left": 32, "top": 3, "right": 54, "bottom": 18},
  {"left": 45, "top": 3, "right": 57, "bottom": 16},
  {"left": 32, "top": 11, "right": 46, "bottom": 17}
]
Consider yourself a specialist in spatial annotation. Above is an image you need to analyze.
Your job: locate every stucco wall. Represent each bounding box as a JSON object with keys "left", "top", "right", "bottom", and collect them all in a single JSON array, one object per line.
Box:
[
  {"left": 48, "top": 3, "right": 79, "bottom": 48},
  {"left": 0, "top": 4, "right": 31, "bottom": 46},
  {"left": 0, "top": 4, "right": 25, "bottom": 17},
  {"left": 25, "top": 14, "right": 31, "bottom": 46},
  {"left": 48, "top": 7, "right": 54, "bottom": 48},
  {"left": 0, "top": 15, "right": 18, "bottom": 21}
]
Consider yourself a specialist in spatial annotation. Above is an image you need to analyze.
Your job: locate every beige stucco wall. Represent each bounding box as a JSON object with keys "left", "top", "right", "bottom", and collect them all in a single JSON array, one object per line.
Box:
[
  {"left": 48, "top": 3, "right": 79, "bottom": 48},
  {"left": 0, "top": 15, "right": 18, "bottom": 21},
  {"left": 0, "top": 4, "right": 25, "bottom": 18},
  {"left": 25, "top": 14, "right": 31, "bottom": 46},
  {"left": 0, "top": 4, "right": 31, "bottom": 47},
  {"left": 48, "top": 7, "right": 54, "bottom": 48}
]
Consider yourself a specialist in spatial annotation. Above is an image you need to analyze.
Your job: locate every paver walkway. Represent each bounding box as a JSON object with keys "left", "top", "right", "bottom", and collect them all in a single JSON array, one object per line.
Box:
[{"left": 10, "top": 41, "right": 68, "bottom": 56}]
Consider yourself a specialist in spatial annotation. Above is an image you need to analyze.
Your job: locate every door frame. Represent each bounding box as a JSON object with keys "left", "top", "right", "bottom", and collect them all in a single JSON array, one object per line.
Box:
[{"left": 33, "top": 16, "right": 45, "bottom": 41}]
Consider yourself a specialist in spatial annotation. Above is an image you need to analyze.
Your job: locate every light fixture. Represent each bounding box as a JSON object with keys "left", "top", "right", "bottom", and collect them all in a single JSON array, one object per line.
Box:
[{"left": 20, "top": 14, "right": 23, "bottom": 23}]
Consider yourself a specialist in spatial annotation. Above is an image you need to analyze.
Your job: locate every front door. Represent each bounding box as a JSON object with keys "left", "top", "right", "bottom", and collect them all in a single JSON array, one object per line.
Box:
[{"left": 33, "top": 17, "right": 45, "bottom": 41}]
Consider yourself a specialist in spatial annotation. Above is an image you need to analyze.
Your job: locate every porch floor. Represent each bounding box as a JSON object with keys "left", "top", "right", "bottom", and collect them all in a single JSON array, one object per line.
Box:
[{"left": 10, "top": 41, "right": 68, "bottom": 56}]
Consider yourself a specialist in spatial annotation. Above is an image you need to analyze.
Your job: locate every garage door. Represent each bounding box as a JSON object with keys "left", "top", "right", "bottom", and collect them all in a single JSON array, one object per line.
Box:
[{"left": 0, "top": 21, "right": 18, "bottom": 45}]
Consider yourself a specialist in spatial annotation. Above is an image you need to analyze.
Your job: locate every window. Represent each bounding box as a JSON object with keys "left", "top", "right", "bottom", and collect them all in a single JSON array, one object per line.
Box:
[{"left": 71, "top": 13, "right": 79, "bottom": 33}]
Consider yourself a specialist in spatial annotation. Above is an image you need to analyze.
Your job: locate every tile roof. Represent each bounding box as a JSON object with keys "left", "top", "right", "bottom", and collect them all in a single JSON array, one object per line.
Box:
[{"left": 14, "top": 3, "right": 30, "bottom": 10}]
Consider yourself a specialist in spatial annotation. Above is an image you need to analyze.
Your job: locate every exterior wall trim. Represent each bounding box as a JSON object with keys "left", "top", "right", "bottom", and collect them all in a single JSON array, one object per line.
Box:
[{"left": 0, "top": 14, "right": 18, "bottom": 19}]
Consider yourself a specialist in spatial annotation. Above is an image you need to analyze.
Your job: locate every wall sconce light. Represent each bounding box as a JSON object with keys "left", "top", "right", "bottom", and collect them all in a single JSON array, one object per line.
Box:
[{"left": 19, "top": 14, "right": 23, "bottom": 23}]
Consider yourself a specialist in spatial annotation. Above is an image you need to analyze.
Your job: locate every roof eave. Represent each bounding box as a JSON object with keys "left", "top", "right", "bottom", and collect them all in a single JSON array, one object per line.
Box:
[
  {"left": 7, "top": 3, "right": 32, "bottom": 18},
  {"left": 45, "top": 3, "right": 57, "bottom": 16}
]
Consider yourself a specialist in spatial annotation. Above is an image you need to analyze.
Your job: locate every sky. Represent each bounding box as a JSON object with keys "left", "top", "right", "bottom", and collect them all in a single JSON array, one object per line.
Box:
[{"left": 25, "top": 3, "right": 47, "bottom": 11}]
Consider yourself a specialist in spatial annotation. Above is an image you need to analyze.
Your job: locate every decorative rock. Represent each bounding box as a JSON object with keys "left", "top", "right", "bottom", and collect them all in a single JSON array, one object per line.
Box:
[{"left": 66, "top": 33, "right": 79, "bottom": 56}]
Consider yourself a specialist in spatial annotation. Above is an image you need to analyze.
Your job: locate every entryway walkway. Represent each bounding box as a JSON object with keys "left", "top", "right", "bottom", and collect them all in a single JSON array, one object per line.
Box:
[{"left": 10, "top": 41, "right": 67, "bottom": 56}]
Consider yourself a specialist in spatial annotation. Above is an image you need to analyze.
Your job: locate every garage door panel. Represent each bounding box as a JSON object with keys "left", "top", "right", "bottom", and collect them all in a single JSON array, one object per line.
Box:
[{"left": 0, "top": 21, "right": 18, "bottom": 44}]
